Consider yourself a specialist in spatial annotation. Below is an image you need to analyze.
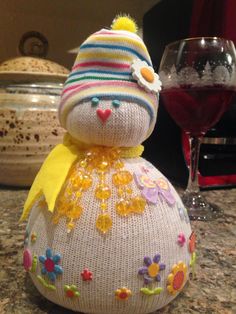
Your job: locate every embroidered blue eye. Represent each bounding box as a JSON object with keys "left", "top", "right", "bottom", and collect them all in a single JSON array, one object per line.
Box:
[
  {"left": 91, "top": 97, "right": 99, "bottom": 107},
  {"left": 112, "top": 99, "right": 121, "bottom": 108}
]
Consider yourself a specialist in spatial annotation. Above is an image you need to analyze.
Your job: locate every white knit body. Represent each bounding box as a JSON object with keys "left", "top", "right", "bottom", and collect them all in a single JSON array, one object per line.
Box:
[{"left": 26, "top": 157, "right": 192, "bottom": 314}]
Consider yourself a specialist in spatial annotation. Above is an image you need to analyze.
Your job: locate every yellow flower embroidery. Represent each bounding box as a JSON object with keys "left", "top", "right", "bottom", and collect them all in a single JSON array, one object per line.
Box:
[
  {"left": 167, "top": 261, "right": 187, "bottom": 295},
  {"left": 115, "top": 287, "right": 132, "bottom": 300}
]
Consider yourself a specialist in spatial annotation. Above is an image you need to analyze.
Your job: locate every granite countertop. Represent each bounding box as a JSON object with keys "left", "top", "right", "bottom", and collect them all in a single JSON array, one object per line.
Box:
[{"left": 0, "top": 187, "right": 235, "bottom": 314}]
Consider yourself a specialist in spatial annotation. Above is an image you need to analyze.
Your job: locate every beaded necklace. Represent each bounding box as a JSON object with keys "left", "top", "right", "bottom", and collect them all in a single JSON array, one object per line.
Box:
[{"left": 52, "top": 146, "right": 146, "bottom": 234}]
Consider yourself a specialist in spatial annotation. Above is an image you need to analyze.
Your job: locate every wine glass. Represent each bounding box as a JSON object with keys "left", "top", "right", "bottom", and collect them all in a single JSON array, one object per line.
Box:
[{"left": 159, "top": 37, "right": 236, "bottom": 221}]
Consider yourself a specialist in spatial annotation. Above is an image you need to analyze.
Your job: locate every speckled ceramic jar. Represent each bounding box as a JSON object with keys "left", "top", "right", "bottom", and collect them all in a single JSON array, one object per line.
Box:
[
  {"left": 0, "top": 56, "right": 69, "bottom": 187},
  {"left": 0, "top": 82, "right": 67, "bottom": 186}
]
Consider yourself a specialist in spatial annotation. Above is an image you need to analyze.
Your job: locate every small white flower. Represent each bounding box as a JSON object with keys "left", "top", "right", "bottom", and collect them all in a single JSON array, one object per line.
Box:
[{"left": 131, "top": 59, "right": 162, "bottom": 93}]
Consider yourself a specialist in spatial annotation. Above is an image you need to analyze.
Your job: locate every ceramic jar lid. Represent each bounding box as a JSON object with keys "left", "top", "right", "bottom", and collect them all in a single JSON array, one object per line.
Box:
[{"left": 0, "top": 56, "right": 69, "bottom": 83}]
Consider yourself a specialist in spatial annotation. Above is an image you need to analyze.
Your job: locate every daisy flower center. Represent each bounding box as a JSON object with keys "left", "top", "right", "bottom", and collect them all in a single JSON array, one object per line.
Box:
[
  {"left": 173, "top": 271, "right": 184, "bottom": 290},
  {"left": 148, "top": 263, "right": 160, "bottom": 277},
  {"left": 66, "top": 290, "right": 75, "bottom": 298},
  {"left": 140, "top": 67, "right": 154, "bottom": 83},
  {"left": 119, "top": 292, "right": 128, "bottom": 299},
  {"left": 45, "top": 259, "right": 55, "bottom": 272}
]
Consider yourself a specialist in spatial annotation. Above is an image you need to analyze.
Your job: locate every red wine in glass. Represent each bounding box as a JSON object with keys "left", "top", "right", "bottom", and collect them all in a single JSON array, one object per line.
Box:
[{"left": 161, "top": 85, "right": 235, "bottom": 136}]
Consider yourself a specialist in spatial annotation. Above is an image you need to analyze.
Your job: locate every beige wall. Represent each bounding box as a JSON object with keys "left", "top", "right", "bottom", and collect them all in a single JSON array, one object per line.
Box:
[{"left": 0, "top": 0, "right": 159, "bottom": 69}]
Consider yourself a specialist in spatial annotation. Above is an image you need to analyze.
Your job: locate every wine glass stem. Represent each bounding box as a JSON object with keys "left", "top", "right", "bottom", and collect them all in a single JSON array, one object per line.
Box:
[{"left": 186, "top": 136, "right": 203, "bottom": 193}]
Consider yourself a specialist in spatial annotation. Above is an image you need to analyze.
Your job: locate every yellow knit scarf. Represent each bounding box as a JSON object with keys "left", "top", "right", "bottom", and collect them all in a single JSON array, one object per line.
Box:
[{"left": 21, "top": 133, "right": 144, "bottom": 221}]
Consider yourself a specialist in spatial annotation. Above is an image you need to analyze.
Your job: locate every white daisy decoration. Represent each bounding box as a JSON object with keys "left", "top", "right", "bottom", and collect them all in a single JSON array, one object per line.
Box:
[{"left": 131, "top": 59, "right": 162, "bottom": 93}]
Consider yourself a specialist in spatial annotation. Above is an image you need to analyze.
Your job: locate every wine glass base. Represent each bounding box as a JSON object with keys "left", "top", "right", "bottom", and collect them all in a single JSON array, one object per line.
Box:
[{"left": 182, "top": 191, "right": 223, "bottom": 221}]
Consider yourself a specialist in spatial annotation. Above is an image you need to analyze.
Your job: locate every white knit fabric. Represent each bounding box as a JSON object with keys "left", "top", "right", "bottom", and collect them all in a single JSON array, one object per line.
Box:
[
  {"left": 26, "top": 157, "right": 192, "bottom": 314},
  {"left": 66, "top": 100, "right": 151, "bottom": 147}
]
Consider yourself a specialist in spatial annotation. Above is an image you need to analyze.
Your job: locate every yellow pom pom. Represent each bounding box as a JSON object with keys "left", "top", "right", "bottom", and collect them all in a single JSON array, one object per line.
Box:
[{"left": 111, "top": 14, "right": 138, "bottom": 33}]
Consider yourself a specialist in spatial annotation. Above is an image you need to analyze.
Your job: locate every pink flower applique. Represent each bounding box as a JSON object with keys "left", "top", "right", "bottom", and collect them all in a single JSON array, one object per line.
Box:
[{"left": 177, "top": 232, "right": 186, "bottom": 247}]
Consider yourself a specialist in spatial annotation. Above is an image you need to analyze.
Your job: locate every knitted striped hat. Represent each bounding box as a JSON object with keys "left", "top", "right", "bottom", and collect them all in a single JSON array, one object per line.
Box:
[{"left": 59, "top": 15, "right": 161, "bottom": 135}]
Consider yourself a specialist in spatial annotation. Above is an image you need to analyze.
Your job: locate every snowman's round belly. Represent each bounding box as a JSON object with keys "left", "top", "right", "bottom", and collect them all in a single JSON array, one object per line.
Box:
[{"left": 25, "top": 158, "right": 192, "bottom": 314}]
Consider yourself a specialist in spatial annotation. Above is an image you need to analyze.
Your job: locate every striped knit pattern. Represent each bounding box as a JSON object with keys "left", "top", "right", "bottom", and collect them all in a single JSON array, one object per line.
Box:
[{"left": 59, "top": 28, "right": 157, "bottom": 131}]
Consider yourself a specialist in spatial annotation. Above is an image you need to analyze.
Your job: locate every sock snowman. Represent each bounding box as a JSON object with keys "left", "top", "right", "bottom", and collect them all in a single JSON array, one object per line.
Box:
[{"left": 21, "top": 15, "right": 195, "bottom": 314}]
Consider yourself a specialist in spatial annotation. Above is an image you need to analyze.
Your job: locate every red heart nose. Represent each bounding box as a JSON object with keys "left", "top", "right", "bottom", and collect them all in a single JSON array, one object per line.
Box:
[{"left": 96, "top": 108, "right": 112, "bottom": 123}]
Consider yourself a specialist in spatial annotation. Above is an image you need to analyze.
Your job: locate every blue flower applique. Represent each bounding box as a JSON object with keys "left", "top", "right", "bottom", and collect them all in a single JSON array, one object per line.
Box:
[
  {"left": 39, "top": 248, "right": 63, "bottom": 282},
  {"left": 178, "top": 205, "right": 190, "bottom": 223}
]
